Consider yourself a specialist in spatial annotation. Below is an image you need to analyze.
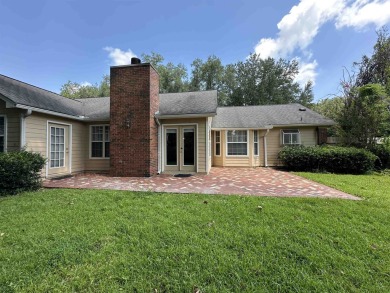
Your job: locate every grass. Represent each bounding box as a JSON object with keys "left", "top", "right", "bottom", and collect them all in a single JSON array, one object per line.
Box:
[{"left": 0, "top": 173, "right": 389, "bottom": 292}]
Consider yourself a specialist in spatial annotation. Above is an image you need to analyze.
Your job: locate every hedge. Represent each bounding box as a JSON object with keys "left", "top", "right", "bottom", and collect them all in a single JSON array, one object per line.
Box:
[
  {"left": 0, "top": 151, "right": 46, "bottom": 196},
  {"left": 278, "top": 145, "right": 377, "bottom": 174},
  {"left": 368, "top": 143, "right": 390, "bottom": 170}
]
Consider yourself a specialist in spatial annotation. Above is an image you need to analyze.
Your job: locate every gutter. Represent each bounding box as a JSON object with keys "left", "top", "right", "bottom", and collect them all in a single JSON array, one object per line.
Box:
[
  {"left": 155, "top": 113, "right": 216, "bottom": 119},
  {"left": 263, "top": 129, "right": 270, "bottom": 167},
  {"left": 154, "top": 116, "right": 162, "bottom": 174},
  {"left": 20, "top": 109, "right": 32, "bottom": 149},
  {"left": 15, "top": 104, "right": 86, "bottom": 121}
]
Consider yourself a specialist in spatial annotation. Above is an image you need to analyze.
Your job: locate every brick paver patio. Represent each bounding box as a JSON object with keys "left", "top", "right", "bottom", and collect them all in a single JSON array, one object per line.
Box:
[{"left": 43, "top": 167, "right": 359, "bottom": 200}]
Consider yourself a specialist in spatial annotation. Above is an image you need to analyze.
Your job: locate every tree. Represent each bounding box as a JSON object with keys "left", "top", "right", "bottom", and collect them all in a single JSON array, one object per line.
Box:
[
  {"left": 60, "top": 75, "right": 110, "bottom": 99},
  {"left": 141, "top": 52, "right": 188, "bottom": 93},
  {"left": 312, "top": 96, "right": 344, "bottom": 136},
  {"left": 231, "top": 53, "right": 307, "bottom": 106},
  {"left": 338, "top": 83, "right": 390, "bottom": 147},
  {"left": 355, "top": 27, "right": 390, "bottom": 94}
]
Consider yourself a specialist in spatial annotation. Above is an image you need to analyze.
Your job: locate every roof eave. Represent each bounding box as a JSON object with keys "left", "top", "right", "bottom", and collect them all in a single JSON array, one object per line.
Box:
[
  {"left": 156, "top": 112, "right": 217, "bottom": 119},
  {"left": 15, "top": 104, "right": 85, "bottom": 121}
]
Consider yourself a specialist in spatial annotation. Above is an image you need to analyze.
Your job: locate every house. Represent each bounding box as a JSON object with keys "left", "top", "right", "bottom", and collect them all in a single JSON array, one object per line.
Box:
[{"left": 0, "top": 58, "right": 335, "bottom": 178}]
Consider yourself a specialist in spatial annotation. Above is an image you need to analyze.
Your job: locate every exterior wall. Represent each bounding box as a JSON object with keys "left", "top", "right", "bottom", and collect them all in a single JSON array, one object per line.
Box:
[
  {"left": 84, "top": 122, "right": 110, "bottom": 172},
  {"left": 24, "top": 112, "right": 88, "bottom": 177},
  {"left": 161, "top": 117, "right": 207, "bottom": 173},
  {"left": 212, "top": 127, "right": 318, "bottom": 167},
  {"left": 0, "top": 98, "right": 21, "bottom": 151},
  {"left": 110, "top": 64, "right": 159, "bottom": 177},
  {"left": 266, "top": 127, "right": 317, "bottom": 166}
]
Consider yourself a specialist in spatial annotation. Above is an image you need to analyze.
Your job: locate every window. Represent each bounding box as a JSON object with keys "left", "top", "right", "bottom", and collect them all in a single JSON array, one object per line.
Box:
[
  {"left": 91, "top": 125, "right": 110, "bottom": 158},
  {"left": 0, "top": 116, "right": 5, "bottom": 153},
  {"left": 50, "top": 126, "right": 65, "bottom": 168},
  {"left": 227, "top": 130, "right": 248, "bottom": 156},
  {"left": 215, "top": 131, "right": 221, "bottom": 156},
  {"left": 282, "top": 129, "right": 300, "bottom": 145},
  {"left": 254, "top": 130, "right": 259, "bottom": 156}
]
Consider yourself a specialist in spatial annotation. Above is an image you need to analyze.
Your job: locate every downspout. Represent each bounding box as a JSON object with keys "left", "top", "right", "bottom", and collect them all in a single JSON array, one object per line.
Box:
[
  {"left": 154, "top": 116, "right": 161, "bottom": 174},
  {"left": 20, "top": 109, "right": 32, "bottom": 150},
  {"left": 263, "top": 128, "right": 270, "bottom": 167}
]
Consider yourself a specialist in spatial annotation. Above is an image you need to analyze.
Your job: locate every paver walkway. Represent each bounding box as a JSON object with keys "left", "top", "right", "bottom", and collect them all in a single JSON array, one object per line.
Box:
[{"left": 44, "top": 167, "right": 359, "bottom": 200}]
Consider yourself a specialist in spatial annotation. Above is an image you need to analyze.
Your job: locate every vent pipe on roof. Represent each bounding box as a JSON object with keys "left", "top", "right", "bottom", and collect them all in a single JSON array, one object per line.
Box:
[{"left": 131, "top": 57, "right": 141, "bottom": 65}]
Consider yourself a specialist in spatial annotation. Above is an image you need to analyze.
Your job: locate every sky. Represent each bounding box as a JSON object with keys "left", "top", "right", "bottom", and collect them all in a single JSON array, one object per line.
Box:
[{"left": 1, "top": 0, "right": 390, "bottom": 101}]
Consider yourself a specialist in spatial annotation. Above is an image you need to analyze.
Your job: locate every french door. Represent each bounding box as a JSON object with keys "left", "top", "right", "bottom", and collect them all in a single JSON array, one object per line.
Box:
[{"left": 164, "top": 125, "right": 196, "bottom": 172}]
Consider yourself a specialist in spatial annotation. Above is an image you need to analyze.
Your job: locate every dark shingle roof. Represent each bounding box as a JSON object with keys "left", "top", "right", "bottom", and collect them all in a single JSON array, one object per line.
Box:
[
  {"left": 158, "top": 90, "right": 218, "bottom": 116},
  {"left": 76, "top": 97, "right": 110, "bottom": 121},
  {"left": 212, "top": 104, "right": 335, "bottom": 128},
  {"left": 0, "top": 74, "right": 82, "bottom": 117}
]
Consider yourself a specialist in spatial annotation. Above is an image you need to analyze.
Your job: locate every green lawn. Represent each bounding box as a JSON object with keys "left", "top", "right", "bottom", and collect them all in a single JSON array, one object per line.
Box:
[{"left": 0, "top": 173, "right": 389, "bottom": 292}]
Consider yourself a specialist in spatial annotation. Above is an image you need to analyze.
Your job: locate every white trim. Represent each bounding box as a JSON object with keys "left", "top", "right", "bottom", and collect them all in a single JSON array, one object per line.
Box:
[
  {"left": 206, "top": 118, "right": 209, "bottom": 172},
  {"left": 0, "top": 115, "right": 7, "bottom": 153},
  {"left": 89, "top": 124, "right": 110, "bottom": 159},
  {"left": 182, "top": 127, "right": 196, "bottom": 167},
  {"left": 16, "top": 104, "right": 85, "bottom": 121},
  {"left": 46, "top": 120, "right": 73, "bottom": 177},
  {"left": 281, "top": 129, "right": 301, "bottom": 145},
  {"left": 161, "top": 123, "right": 199, "bottom": 173},
  {"left": 274, "top": 124, "right": 334, "bottom": 128},
  {"left": 20, "top": 114, "right": 25, "bottom": 149},
  {"left": 164, "top": 127, "right": 179, "bottom": 167},
  {"left": 253, "top": 130, "right": 259, "bottom": 157},
  {"left": 225, "top": 130, "right": 249, "bottom": 157},
  {"left": 212, "top": 126, "right": 273, "bottom": 131},
  {"left": 49, "top": 126, "right": 66, "bottom": 169},
  {"left": 156, "top": 113, "right": 216, "bottom": 119},
  {"left": 263, "top": 129, "right": 269, "bottom": 167},
  {"left": 214, "top": 130, "right": 221, "bottom": 156}
]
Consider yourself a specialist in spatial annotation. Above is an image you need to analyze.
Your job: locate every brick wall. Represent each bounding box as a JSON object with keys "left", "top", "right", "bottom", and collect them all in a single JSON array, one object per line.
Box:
[{"left": 109, "top": 64, "right": 159, "bottom": 177}]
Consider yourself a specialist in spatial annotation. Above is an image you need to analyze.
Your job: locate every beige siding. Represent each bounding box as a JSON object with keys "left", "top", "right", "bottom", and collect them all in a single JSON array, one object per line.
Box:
[
  {"left": 212, "top": 127, "right": 318, "bottom": 167},
  {"left": 160, "top": 118, "right": 207, "bottom": 173},
  {"left": 84, "top": 122, "right": 110, "bottom": 172},
  {"left": 25, "top": 113, "right": 89, "bottom": 176},
  {"left": 0, "top": 98, "right": 21, "bottom": 151},
  {"left": 264, "top": 127, "right": 318, "bottom": 166}
]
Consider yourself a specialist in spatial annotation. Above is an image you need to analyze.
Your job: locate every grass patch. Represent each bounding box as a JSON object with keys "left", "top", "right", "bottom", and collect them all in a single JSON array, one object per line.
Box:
[{"left": 0, "top": 179, "right": 389, "bottom": 292}]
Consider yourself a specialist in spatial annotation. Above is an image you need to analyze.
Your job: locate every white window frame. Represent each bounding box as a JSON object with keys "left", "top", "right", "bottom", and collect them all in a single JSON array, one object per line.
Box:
[
  {"left": 226, "top": 130, "right": 249, "bottom": 157},
  {"left": 90, "top": 125, "right": 110, "bottom": 159},
  {"left": 254, "top": 130, "right": 259, "bottom": 156},
  {"left": 49, "top": 126, "right": 66, "bottom": 168},
  {"left": 214, "top": 131, "right": 221, "bottom": 156},
  {"left": 282, "top": 129, "right": 301, "bottom": 145},
  {"left": 0, "top": 115, "right": 7, "bottom": 153}
]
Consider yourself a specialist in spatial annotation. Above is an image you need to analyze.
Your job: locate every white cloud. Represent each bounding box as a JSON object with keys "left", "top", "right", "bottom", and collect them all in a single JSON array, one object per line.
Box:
[
  {"left": 104, "top": 47, "right": 137, "bottom": 65},
  {"left": 253, "top": 0, "right": 390, "bottom": 85},
  {"left": 336, "top": 0, "right": 390, "bottom": 29},
  {"left": 255, "top": 0, "right": 344, "bottom": 58},
  {"left": 80, "top": 81, "right": 92, "bottom": 87},
  {"left": 294, "top": 60, "right": 318, "bottom": 86}
]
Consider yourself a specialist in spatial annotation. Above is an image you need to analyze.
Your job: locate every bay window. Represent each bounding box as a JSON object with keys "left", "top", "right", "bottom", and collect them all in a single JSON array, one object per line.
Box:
[{"left": 227, "top": 130, "right": 248, "bottom": 156}]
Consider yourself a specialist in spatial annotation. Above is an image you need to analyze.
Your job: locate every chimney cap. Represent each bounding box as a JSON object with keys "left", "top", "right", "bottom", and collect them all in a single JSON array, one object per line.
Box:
[{"left": 131, "top": 57, "right": 141, "bottom": 65}]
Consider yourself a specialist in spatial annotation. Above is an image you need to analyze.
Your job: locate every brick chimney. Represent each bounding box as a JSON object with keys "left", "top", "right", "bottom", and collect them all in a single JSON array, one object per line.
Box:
[{"left": 109, "top": 58, "right": 159, "bottom": 177}]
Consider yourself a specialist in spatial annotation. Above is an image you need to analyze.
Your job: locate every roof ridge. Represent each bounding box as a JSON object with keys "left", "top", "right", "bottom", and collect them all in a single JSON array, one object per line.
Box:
[
  {"left": 159, "top": 89, "right": 217, "bottom": 95},
  {"left": 0, "top": 73, "right": 82, "bottom": 104},
  {"left": 217, "top": 103, "right": 302, "bottom": 109}
]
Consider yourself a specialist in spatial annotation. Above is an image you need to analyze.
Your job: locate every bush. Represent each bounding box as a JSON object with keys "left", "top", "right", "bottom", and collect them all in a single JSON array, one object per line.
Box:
[
  {"left": 0, "top": 151, "right": 46, "bottom": 196},
  {"left": 368, "top": 143, "right": 390, "bottom": 170},
  {"left": 278, "top": 145, "right": 377, "bottom": 174}
]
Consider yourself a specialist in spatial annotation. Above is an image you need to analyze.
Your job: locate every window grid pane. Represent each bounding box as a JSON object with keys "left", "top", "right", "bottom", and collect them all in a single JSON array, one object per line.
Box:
[
  {"left": 215, "top": 131, "right": 221, "bottom": 156},
  {"left": 228, "top": 143, "right": 247, "bottom": 156},
  {"left": 227, "top": 130, "right": 248, "bottom": 156},
  {"left": 50, "top": 127, "right": 65, "bottom": 168},
  {"left": 283, "top": 129, "right": 300, "bottom": 145},
  {"left": 91, "top": 125, "right": 110, "bottom": 158}
]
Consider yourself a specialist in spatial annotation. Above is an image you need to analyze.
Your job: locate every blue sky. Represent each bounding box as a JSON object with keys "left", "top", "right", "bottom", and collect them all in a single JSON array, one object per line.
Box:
[{"left": 1, "top": 0, "right": 390, "bottom": 101}]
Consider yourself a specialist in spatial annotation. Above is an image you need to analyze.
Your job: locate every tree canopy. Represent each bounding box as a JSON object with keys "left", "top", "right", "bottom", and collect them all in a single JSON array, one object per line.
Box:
[{"left": 60, "top": 52, "right": 314, "bottom": 106}]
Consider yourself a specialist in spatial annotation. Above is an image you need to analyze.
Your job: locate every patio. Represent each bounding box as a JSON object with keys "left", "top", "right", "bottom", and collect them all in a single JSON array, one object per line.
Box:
[{"left": 43, "top": 167, "right": 359, "bottom": 200}]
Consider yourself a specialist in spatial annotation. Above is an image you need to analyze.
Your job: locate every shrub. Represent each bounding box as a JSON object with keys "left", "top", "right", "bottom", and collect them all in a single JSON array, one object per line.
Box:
[
  {"left": 278, "top": 145, "right": 377, "bottom": 174},
  {"left": 368, "top": 142, "right": 390, "bottom": 170},
  {"left": 0, "top": 151, "right": 46, "bottom": 196}
]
